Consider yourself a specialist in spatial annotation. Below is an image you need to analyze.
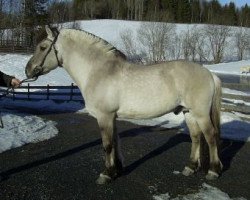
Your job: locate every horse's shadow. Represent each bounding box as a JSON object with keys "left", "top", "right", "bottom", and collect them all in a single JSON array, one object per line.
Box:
[
  {"left": 0, "top": 121, "right": 247, "bottom": 181},
  {"left": 122, "top": 133, "right": 190, "bottom": 175},
  {"left": 122, "top": 123, "right": 247, "bottom": 175},
  {"left": 220, "top": 139, "right": 245, "bottom": 172}
]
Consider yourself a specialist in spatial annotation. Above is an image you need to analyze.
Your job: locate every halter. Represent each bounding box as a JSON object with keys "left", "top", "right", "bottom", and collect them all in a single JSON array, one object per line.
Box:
[{"left": 33, "top": 31, "right": 62, "bottom": 77}]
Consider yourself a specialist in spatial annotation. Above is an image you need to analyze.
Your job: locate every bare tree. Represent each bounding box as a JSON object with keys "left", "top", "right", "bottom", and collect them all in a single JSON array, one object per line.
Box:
[
  {"left": 120, "top": 28, "right": 142, "bottom": 62},
  {"left": 169, "top": 34, "right": 182, "bottom": 60},
  {"left": 181, "top": 25, "right": 210, "bottom": 62},
  {"left": 137, "top": 22, "right": 176, "bottom": 63},
  {"left": 234, "top": 27, "right": 250, "bottom": 60},
  {"left": 203, "top": 24, "right": 232, "bottom": 63},
  {"left": 181, "top": 31, "right": 191, "bottom": 60}
]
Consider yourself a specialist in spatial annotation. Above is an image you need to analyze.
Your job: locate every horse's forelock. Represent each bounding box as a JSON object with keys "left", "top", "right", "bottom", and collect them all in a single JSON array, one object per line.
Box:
[{"left": 35, "top": 26, "right": 59, "bottom": 44}]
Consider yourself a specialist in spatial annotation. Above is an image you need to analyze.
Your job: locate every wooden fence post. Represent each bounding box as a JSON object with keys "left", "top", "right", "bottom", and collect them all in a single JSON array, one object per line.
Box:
[
  {"left": 28, "top": 83, "right": 30, "bottom": 100},
  {"left": 70, "top": 83, "right": 74, "bottom": 101},
  {"left": 47, "top": 84, "right": 50, "bottom": 100},
  {"left": 12, "top": 88, "right": 15, "bottom": 100}
]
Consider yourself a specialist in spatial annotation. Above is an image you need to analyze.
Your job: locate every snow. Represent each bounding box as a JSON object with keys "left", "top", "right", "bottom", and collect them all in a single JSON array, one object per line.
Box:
[
  {"left": 0, "top": 111, "right": 58, "bottom": 153},
  {"left": 121, "top": 112, "right": 185, "bottom": 129},
  {"left": 223, "top": 98, "right": 250, "bottom": 106},
  {"left": 222, "top": 88, "right": 250, "bottom": 96},
  {"left": 0, "top": 54, "right": 73, "bottom": 86},
  {"left": 204, "top": 60, "right": 250, "bottom": 75},
  {"left": 0, "top": 19, "right": 249, "bottom": 200},
  {"left": 153, "top": 183, "right": 246, "bottom": 200},
  {"left": 121, "top": 111, "right": 250, "bottom": 142}
]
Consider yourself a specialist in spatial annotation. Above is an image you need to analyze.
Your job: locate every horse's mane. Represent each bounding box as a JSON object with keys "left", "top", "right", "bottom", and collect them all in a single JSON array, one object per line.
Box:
[{"left": 61, "top": 28, "right": 126, "bottom": 60}]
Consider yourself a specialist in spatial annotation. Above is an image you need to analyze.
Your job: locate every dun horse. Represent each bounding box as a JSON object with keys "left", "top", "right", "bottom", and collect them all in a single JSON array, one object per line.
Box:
[{"left": 25, "top": 26, "right": 222, "bottom": 184}]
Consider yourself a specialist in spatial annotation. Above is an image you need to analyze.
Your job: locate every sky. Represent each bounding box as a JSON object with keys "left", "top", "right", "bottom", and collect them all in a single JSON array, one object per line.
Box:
[{"left": 219, "top": 0, "right": 249, "bottom": 7}]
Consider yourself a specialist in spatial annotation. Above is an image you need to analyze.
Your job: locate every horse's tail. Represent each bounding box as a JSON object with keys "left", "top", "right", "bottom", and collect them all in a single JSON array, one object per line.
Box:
[
  {"left": 200, "top": 73, "right": 221, "bottom": 171},
  {"left": 211, "top": 73, "right": 221, "bottom": 139}
]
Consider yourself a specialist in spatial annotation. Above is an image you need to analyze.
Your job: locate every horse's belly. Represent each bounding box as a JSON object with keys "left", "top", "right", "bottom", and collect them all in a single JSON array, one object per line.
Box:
[{"left": 117, "top": 95, "right": 178, "bottom": 119}]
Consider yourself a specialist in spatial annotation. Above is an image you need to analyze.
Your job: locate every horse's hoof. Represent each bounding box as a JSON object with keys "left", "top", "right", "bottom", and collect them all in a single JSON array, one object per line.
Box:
[
  {"left": 182, "top": 166, "right": 195, "bottom": 176},
  {"left": 206, "top": 170, "right": 219, "bottom": 180},
  {"left": 96, "top": 173, "right": 112, "bottom": 185}
]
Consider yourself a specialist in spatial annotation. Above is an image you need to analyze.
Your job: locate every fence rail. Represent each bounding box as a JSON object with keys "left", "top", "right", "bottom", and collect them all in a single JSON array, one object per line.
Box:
[{"left": 222, "top": 83, "right": 250, "bottom": 91}]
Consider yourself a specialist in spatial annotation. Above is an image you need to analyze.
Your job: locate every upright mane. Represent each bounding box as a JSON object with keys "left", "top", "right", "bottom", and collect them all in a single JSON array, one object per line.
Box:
[{"left": 61, "top": 29, "right": 126, "bottom": 60}]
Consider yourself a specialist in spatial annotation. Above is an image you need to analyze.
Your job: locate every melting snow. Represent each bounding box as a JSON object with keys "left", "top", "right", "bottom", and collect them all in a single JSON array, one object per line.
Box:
[
  {"left": 153, "top": 183, "right": 246, "bottom": 200},
  {"left": 0, "top": 111, "right": 58, "bottom": 153}
]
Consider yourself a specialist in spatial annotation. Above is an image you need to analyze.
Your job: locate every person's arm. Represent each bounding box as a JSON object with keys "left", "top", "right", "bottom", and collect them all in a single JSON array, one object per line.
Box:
[{"left": 0, "top": 71, "right": 21, "bottom": 87}]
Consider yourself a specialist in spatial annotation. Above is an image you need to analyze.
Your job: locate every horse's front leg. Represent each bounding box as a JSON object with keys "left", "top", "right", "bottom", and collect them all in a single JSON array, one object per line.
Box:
[{"left": 96, "top": 113, "right": 123, "bottom": 185}]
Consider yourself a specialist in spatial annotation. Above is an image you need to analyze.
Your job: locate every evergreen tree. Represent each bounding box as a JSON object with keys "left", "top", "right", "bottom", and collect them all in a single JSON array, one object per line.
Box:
[
  {"left": 207, "top": 0, "right": 222, "bottom": 24},
  {"left": 190, "top": 0, "right": 201, "bottom": 23},
  {"left": 222, "top": 2, "right": 237, "bottom": 25},
  {"left": 177, "top": 0, "right": 191, "bottom": 23},
  {"left": 35, "top": 0, "right": 48, "bottom": 25},
  {"left": 161, "top": 0, "right": 176, "bottom": 22},
  {"left": 239, "top": 4, "right": 250, "bottom": 27}
]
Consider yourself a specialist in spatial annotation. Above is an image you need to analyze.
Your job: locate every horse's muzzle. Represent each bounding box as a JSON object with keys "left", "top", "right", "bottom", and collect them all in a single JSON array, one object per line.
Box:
[
  {"left": 33, "top": 66, "right": 43, "bottom": 76},
  {"left": 26, "top": 66, "right": 43, "bottom": 78}
]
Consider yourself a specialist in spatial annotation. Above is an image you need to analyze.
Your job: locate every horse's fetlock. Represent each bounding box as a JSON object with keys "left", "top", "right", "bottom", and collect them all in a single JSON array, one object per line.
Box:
[
  {"left": 206, "top": 170, "right": 219, "bottom": 180},
  {"left": 210, "top": 161, "right": 223, "bottom": 175},
  {"left": 103, "top": 144, "right": 112, "bottom": 154},
  {"left": 103, "top": 166, "right": 121, "bottom": 179},
  {"left": 187, "top": 161, "right": 200, "bottom": 172},
  {"left": 96, "top": 173, "right": 112, "bottom": 185}
]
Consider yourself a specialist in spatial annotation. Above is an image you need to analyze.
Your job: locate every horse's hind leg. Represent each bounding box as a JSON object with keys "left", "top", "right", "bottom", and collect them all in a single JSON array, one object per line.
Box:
[
  {"left": 196, "top": 116, "right": 222, "bottom": 180},
  {"left": 182, "top": 112, "right": 202, "bottom": 176},
  {"left": 96, "top": 113, "right": 123, "bottom": 184}
]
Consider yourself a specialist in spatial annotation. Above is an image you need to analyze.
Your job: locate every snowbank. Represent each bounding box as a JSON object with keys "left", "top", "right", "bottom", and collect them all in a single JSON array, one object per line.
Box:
[{"left": 204, "top": 60, "right": 250, "bottom": 75}]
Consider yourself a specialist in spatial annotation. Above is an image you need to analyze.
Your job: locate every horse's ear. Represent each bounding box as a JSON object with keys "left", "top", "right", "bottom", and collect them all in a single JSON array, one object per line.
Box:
[{"left": 45, "top": 25, "right": 54, "bottom": 40}]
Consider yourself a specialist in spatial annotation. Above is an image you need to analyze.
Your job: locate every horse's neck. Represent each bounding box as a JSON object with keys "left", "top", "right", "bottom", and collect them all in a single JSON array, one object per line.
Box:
[
  {"left": 62, "top": 53, "right": 94, "bottom": 91},
  {"left": 58, "top": 39, "right": 103, "bottom": 92}
]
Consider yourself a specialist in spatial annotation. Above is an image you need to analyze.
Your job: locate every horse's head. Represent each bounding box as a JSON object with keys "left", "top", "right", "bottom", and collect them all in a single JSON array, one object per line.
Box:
[{"left": 25, "top": 25, "right": 62, "bottom": 78}]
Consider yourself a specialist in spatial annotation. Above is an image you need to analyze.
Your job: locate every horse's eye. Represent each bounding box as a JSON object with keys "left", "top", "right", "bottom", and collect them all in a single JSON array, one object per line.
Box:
[{"left": 40, "top": 45, "right": 47, "bottom": 51}]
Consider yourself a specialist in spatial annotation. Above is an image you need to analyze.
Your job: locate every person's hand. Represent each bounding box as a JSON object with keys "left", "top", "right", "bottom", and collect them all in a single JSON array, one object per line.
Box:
[{"left": 11, "top": 78, "right": 21, "bottom": 88}]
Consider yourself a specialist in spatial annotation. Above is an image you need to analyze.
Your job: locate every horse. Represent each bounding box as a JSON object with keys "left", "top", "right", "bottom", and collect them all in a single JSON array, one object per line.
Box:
[{"left": 25, "top": 25, "right": 223, "bottom": 184}]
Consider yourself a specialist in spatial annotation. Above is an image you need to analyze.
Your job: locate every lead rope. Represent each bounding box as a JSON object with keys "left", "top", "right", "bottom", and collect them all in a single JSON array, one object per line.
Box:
[{"left": 0, "top": 77, "right": 38, "bottom": 128}]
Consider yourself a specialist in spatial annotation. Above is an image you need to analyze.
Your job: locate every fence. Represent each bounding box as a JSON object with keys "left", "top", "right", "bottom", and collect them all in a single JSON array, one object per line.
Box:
[
  {"left": 222, "top": 93, "right": 250, "bottom": 114},
  {"left": 0, "top": 83, "right": 249, "bottom": 115},
  {"left": 0, "top": 39, "right": 35, "bottom": 53},
  {"left": 0, "top": 45, "right": 34, "bottom": 54},
  {"left": 221, "top": 83, "right": 250, "bottom": 117},
  {"left": 0, "top": 83, "right": 83, "bottom": 102}
]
